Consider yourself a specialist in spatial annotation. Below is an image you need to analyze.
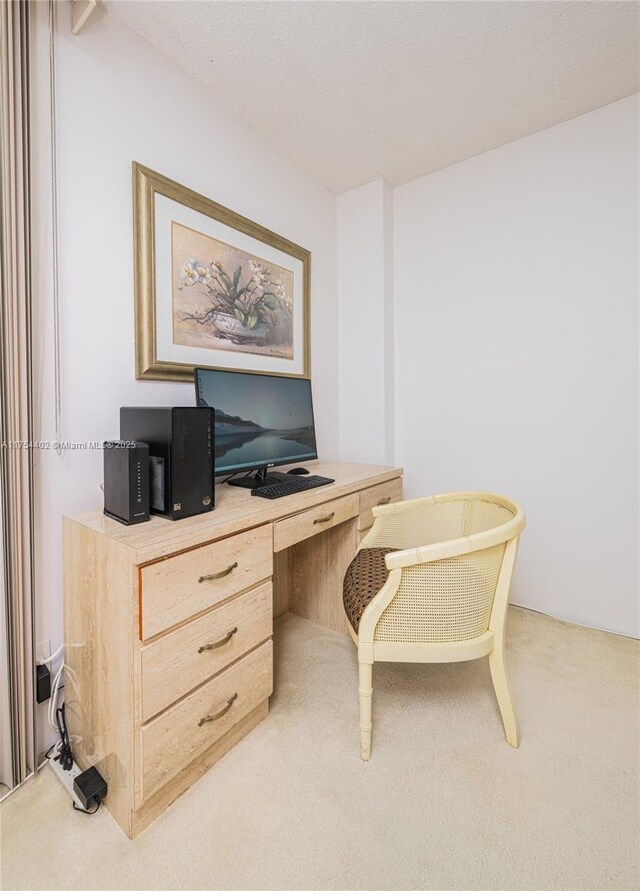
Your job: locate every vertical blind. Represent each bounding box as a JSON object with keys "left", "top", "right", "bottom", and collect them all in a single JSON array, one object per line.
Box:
[{"left": 0, "top": 0, "right": 37, "bottom": 791}]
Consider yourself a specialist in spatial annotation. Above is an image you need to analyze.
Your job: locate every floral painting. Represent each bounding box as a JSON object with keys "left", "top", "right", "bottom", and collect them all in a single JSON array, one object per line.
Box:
[
  {"left": 172, "top": 222, "right": 294, "bottom": 360},
  {"left": 134, "top": 163, "right": 309, "bottom": 380}
]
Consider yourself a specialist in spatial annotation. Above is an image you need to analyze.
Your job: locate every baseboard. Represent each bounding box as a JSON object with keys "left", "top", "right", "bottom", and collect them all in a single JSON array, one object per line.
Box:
[{"left": 509, "top": 602, "right": 639, "bottom": 641}]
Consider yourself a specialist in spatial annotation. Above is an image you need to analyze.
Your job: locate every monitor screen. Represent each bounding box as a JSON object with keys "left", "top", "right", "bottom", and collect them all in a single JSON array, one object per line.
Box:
[{"left": 194, "top": 368, "right": 318, "bottom": 475}]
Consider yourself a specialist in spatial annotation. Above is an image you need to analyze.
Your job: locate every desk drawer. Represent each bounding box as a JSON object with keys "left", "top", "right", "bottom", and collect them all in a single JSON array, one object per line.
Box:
[
  {"left": 140, "top": 640, "right": 272, "bottom": 800},
  {"left": 139, "top": 525, "right": 272, "bottom": 639},
  {"left": 140, "top": 583, "right": 272, "bottom": 722},
  {"left": 273, "top": 494, "right": 359, "bottom": 553},
  {"left": 358, "top": 478, "right": 403, "bottom": 531}
]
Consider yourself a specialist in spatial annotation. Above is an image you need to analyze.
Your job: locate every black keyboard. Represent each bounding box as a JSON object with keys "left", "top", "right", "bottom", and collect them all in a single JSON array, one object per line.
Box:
[{"left": 251, "top": 475, "right": 335, "bottom": 499}]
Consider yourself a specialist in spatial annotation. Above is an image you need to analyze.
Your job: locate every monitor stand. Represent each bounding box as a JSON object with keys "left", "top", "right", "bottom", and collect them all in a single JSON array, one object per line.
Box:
[{"left": 227, "top": 468, "right": 291, "bottom": 490}]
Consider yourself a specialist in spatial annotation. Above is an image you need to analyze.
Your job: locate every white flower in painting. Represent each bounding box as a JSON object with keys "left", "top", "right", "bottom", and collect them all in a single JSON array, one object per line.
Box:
[
  {"left": 180, "top": 258, "right": 201, "bottom": 286},
  {"left": 249, "top": 259, "right": 265, "bottom": 282},
  {"left": 195, "top": 263, "right": 212, "bottom": 284},
  {"left": 272, "top": 281, "right": 291, "bottom": 312}
]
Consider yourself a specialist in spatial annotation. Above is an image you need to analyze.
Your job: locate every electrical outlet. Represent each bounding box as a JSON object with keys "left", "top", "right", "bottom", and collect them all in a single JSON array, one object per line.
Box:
[
  {"left": 36, "top": 638, "right": 51, "bottom": 664},
  {"left": 48, "top": 744, "right": 85, "bottom": 809}
]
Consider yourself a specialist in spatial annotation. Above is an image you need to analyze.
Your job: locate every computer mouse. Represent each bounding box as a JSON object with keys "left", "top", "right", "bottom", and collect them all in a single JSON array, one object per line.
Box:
[{"left": 288, "top": 467, "right": 310, "bottom": 475}]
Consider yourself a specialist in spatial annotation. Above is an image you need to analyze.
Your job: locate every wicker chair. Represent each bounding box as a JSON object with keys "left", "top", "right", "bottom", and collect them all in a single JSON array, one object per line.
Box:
[{"left": 343, "top": 492, "right": 526, "bottom": 760}]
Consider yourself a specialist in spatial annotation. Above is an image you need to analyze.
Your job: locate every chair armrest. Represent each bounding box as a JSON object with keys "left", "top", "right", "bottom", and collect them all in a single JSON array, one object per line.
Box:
[
  {"left": 372, "top": 490, "right": 525, "bottom": 523},
  {"left": 365, "top": 491, "right": 525, "bottom": 568},
  {"left": 384, "top": 535, "right": 478, "bottom": 570},
  {"left": 384, "top": 521, "right": 525, "bottom": 571}
]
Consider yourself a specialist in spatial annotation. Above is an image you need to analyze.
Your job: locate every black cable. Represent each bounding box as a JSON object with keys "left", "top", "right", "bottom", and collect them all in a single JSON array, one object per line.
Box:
[
  {"left": 50, "top": 702, "right": 103, "bottom": 816},
  {"left": 55, "top": 702, "right": 73, "bottom": 771},
  {"left": 73, "top": 796, "right": 101, "bottom": 816}
]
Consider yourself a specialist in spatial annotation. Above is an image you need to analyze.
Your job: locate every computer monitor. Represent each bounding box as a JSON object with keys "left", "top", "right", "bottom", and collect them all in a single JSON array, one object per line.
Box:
[{"left": 194, "top": 368, "right": 318, "bottom": 486}]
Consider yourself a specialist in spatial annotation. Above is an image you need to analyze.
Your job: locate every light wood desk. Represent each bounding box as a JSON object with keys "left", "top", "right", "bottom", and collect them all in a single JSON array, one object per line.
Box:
[{"left": 63, "top": 460, "right": 402, "bottom": 837}]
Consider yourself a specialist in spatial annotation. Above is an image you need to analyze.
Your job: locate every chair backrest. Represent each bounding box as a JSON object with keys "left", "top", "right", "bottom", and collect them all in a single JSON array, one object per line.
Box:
[{"left": 365, "top": 493, "right": 523, "bottom": 645}]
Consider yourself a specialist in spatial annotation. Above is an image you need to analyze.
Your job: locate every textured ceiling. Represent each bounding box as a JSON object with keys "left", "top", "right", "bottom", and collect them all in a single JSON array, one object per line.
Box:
[{"left": 108, "top": 1, "right": 639, "bottom": 193}]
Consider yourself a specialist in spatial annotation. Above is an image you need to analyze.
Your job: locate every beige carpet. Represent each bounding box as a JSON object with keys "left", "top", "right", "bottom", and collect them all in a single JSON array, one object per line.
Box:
[{"left": 1, "top": 607, "right": 638, "bottom": 891}]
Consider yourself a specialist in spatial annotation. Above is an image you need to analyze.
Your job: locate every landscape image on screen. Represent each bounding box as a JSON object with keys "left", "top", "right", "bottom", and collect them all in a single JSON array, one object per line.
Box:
[{"left": 196, "top": 369, "right": 317, "bottom": 473}]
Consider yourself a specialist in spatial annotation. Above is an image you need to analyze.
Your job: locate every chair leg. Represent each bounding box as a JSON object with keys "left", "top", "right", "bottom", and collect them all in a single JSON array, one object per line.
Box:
[
  {"left": 358, "top": 661, "right": 373, "bottom": 760},
  {"left": 489, "top": 647, "right": 519, "bottom": 748}
]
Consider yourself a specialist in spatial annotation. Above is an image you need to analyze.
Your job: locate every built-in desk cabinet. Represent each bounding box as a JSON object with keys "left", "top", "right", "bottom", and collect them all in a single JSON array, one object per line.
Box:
[{"left": 63, "top": 460, "right": 402, "bottom": 837}]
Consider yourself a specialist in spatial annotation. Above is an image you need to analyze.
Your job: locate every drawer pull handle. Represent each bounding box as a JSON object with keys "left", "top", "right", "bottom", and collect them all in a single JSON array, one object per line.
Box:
[
  {"left": 377, "top": 496, "right": 392, "bottom": 505},
  {"left": 198, "top": 562, "right": 238, "bottom": 583},
  {"left": 198, "top": 693, "right": 238, "bottom": 726},
  {"left": 198, "top": 627, "right": 238, "bottom": 653},
  {"left": 313, "top": 512, "right": 335, "bottom": 525}
]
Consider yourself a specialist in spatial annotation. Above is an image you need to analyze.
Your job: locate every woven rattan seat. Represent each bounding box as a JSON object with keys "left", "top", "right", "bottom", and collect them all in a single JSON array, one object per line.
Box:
[
  {"left": 344, "top": 491, "right": 526, "bottom": 760},
  {"left": 343, "top": 547, "right": 397, "bottom": 632}
]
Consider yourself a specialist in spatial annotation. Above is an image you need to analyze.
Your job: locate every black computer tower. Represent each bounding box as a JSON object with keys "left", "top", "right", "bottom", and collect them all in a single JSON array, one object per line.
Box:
[
  {"left": 120, "top": 407, "right": 215, "bottom": 520},
  {"left": 103, "top": 440, "right": 150, "bottom": 525}
]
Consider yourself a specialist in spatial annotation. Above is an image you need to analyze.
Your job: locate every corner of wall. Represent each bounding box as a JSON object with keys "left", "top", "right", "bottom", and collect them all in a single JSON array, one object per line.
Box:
[{"left": 336, "top": 179, "right": 395, "bottom": 466}]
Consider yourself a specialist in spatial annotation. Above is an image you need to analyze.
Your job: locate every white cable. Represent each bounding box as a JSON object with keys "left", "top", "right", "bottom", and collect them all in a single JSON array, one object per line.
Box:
[
  {"left": 37, "top": 643, "right": 64, "bottom": 666},
  {"left": 48, "top": 663, "right": 64, "bottom": 731},
  {"left": 48, "top": 664, "right": 62, "bottom": 730},
  {"left": 47, "top": 667, "right": 63, "bottom": 731},
  {"left": 49, "top": 663, "right": 63, "bottom": 725}
]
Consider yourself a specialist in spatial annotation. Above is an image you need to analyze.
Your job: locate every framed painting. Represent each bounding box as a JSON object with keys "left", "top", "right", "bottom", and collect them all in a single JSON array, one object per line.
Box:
[{"left": 133, "top": 163, "right": 311, "bottom": 381}]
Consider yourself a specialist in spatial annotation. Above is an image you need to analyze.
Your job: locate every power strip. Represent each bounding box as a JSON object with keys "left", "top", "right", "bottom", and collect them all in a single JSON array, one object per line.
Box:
[{"left": 47, "top": 743, "right": 85, "bottom": 809}]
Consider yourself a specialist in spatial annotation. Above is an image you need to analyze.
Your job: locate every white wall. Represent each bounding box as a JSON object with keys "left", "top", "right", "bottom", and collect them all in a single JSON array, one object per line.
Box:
[
  {"left": 337, "top": 179, "right": 394, "bottom": 464},
  {"left": 31, "top": 6, "right": 338, "bottom": 748},
  {"left": 393, "top": 95, "right": 639, "bottom": 637}
]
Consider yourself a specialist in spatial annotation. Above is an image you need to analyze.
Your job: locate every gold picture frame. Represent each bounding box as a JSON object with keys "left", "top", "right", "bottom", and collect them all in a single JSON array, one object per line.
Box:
[{"left": 133, "top": 162, "right": 311, "bottom": 381}]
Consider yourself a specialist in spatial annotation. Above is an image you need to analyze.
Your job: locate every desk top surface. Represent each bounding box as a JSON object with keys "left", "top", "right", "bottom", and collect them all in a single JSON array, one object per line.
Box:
[{"left": 66, "top": 460, "right": 402, "bottom": 564}]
